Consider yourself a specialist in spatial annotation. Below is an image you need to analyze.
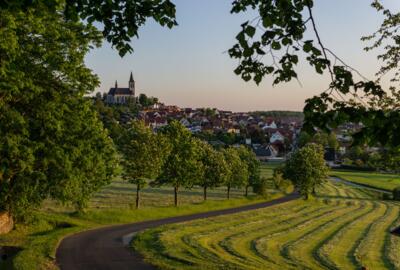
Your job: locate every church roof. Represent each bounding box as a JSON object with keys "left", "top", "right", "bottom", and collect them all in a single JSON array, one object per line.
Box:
[{"left": 108, "top": 87, "right": 134, "bottom": 96}]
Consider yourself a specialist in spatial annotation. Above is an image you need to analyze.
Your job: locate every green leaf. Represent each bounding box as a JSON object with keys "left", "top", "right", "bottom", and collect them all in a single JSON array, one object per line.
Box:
[
  {"left": 271, "top": 41, "right": 281, "bottom": 50},
  {"left": 303, "top": 41, "right": 313, "bottom": 53},
  {"left": 245, "top": 25, "right": 256, "bottom": 38}
]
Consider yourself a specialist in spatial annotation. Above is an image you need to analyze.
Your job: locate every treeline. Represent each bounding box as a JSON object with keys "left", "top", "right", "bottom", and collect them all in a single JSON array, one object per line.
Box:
[
  {"left": 251, "top": 111, "right": 303, "bottom": 118},
  {"left": 342, "top": 147, "right": 400, "bottom": 173},
  {"left": 119, "top": 120, "right": 263, "bottom": 208}
]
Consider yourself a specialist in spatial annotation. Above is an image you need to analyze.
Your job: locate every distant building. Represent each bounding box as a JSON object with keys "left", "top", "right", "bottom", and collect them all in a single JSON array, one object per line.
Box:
[
  {"left": 253, "top": 144, "right": 279, "bottom": 161},
  {"left": 270, "top": 131, "right": 285, "bottom": 143},
  {"left": 106, "top": 72, "right": 135, "bottom": 104}
]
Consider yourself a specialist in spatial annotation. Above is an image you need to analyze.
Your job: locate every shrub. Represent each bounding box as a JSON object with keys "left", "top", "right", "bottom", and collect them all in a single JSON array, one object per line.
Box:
[
  {"left": 272, "top": 170, "right": 292, "bottom": 194},
  {"left": 393, "top": 187, "right": 400, "bottom": 201},
  {"left": 252, "top": 177, "right": 269, "bottom": 198},
  {"left": 382, "top": 193, "right": 392, "bottom": 200}
]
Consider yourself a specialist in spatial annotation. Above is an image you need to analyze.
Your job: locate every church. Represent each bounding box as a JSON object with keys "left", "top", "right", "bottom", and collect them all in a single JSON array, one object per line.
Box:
[{"left": 106, "top": 72, "right": 136, "bottom": 104}]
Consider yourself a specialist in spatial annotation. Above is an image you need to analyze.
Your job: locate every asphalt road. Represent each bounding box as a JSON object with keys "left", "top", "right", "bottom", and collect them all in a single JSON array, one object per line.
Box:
[{"left": 56, "top": 192, "right": 300, "bottom": 270}]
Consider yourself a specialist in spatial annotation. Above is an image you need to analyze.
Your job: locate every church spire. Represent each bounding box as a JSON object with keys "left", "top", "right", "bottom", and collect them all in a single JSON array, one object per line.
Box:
[
  {"left": 115, "top": 80, "right": 118, "bottom": 89},
  {"left": 129, "top": 72, "right": 135, "bottom": 95}
]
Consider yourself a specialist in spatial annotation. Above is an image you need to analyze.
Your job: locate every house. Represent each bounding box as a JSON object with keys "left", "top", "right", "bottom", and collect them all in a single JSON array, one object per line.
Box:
[
  {"left": 179, "top": 118, "right": 191, "bottom": 127},
  {"left": 227, "top": 128, "right": 240, "bottom": 134},
  {"left": 253, "top": 144, "right": 279, "bottom": 161},
  {"left": 270, "top": 131, "right": 285, "bottom": 143},
  {"left": 262, "top": 120, "right": 277, "bottom": 130},
  {"left": 106, "top": 72, "right": 136, "bottom": 104}
]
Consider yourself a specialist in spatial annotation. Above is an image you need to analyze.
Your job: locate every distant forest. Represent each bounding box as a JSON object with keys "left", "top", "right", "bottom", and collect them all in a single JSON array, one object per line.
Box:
[{"left": 251, "top": 111, "right": 304, "bottom": 118}]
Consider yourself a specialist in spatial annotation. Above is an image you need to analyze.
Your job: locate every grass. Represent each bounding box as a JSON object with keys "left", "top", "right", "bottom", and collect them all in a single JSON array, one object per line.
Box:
[
  {"left": 0, "top": 162, "right": 282, "bottom": 270},
  {"left": 132, "top": 181, "right": 400, "bottom": 270},
  {"left": 331, "top": 170, "right": 400, "bottom": 192}
]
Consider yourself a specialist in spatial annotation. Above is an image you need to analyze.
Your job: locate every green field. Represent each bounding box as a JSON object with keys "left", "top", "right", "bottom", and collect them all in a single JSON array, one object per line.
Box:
[
  {"left": 331, "top": 170, "right": 400, "bottom": 192},
  {"left": 133, "top": 181, "right": 400, "bottom": 270},
  {"left": 0, "top": 163, "right": 281, "bottom": 270}
]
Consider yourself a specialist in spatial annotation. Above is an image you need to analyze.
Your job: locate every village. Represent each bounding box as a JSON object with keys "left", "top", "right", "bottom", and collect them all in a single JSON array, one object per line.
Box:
[{"left": 100, "top": 73, "right": 359, "bottom": 163}]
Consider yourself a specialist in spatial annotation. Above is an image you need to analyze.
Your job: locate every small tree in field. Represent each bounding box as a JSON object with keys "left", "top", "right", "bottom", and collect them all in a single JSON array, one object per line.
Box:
[
  {"left": 120, "top": 120, "right": 167, "bottom": 209},
  {"left": 283, "top": 144, "right": 329, "bottom": 199},
  {"left": 155, "top": 121, "right": 202, "bottom": 206},
  {"left": 393, "top": 187, "right": 400, "bottom": 201},
  {"left": 223, "top": 147, "right": 248, "bottom": 199},
  {"left": 196, "top": 140, "right": 229, "bottom": 200},
  {"left": 236, "top": 146, "right": 261, "bottom": 196},
  {"left": 252, "top": 177, "right": 270, "bottom": 198}
]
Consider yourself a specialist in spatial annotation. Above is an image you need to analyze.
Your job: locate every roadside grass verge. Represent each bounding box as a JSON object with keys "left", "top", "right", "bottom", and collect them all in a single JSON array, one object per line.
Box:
[{"left": 330, "top": 170, "right": 400, "bottom": 192}]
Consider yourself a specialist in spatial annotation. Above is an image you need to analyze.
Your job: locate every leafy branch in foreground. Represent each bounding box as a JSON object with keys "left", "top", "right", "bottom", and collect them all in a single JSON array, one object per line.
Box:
[
  {"left": 2, "top": 0, "right": 178, "bottom": 57},
  {"left": 229, "top": 0, "right": 400, "bottom": 148}
]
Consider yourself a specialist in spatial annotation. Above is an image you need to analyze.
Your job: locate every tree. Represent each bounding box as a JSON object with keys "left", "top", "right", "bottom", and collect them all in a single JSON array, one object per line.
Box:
[
  {"left": 0, "top": 3, "right": 118, "bottom": 218},
  {"left": 393, "top": 187, "right": 400, "bottom": 201},
  {"left": 313, "top": 133, "right": 328, "bottom": 147},
  {"left": 283, "top": 144, "right": 329, "bottom": 199},
  {"left": 6, "top": 1, "right": 400, "bottom": 148},
  {"left": 248, "top": 126, "right": 267, "bottom": 144},
  {"left": 120, "top": 121, "right": 167, "bottom": 209},
  {"left": 138, "top": 93, "right": 159, "bottom": 107},
  {"left": 297, "top": 131, "right": 312, "bottom": 148},
  {"left": 236, "top": 146, "right": 261, "bottom": 196},
  {"left": 272, "top": 169, "right": 292, "bottom": 194},
  {"left": 222, "top": 147, "right": 249, "bottom": 199},
  {"left": 327, "top": 132, "right": 339, "bottom": 150},
  {"left": 155, "top": 121, "right": 202, "bottom": 206},
  {"left": 252, "top": 177, "right": 270, "bottom": 197},
  {"left": 196, "top": 141, "right": 229, "bottom": 200},
  {"left": 228, "top": 1, "right": 400, "bottom": 150},
  {"left": 2, "top": 1, "right": 178, "bottom": 57}
]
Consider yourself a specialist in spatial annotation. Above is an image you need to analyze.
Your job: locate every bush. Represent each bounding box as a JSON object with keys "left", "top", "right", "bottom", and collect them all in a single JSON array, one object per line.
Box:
[
  {"left": 272, "top": 170, "right": 292, "bottom": 194},
  {"left": 393, "top": 187, "right": 400, "bottom": 201},
  {"left": 252, "top": 177, "right": 270, "bottom": 198},
  {"left": 382, "top": 193, "right": 392, "bottom": 200}
]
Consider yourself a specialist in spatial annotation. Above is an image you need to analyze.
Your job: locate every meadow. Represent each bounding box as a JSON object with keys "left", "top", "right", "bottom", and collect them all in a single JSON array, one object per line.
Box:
[
  {"left": 0, "top": 163, "right": 281, "bottom": 270},
  {"left": 331, "top": 170, "right": 400, "bottom": 192},
  {"left": 133, "top": 180, "right": 400, "bottom": 270}
]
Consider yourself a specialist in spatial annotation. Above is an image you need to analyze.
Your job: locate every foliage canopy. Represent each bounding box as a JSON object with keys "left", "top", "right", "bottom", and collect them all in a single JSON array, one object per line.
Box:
[
  {"left": 0, "top": 2, "right": 118, "bottom": 217},
  {"left": 283, "top": 144, "right": 329, "bottom": 199}
]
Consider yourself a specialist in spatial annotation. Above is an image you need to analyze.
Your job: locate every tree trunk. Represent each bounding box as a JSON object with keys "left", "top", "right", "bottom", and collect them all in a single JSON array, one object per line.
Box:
[
  {"left": 245, "top": 185, "right": 249, "bottom": 197},
  {"left": 136, "top": 184, "right": 140, "bottom": 209},
  {"left": 227, "top": 185, "right": 231, "bottom": 199},
  {"left": 0, "top": 211, "right": 14, "bottom": 235},
  {"left": 174, "top": 186, "right": 179, "bottom": 206},
  {"left": 203, "top": 186, "right": 207, "bottom": 201}
]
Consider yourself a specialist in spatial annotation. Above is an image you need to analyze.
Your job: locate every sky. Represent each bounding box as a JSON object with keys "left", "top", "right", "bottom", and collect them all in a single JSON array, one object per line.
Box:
[{"left": 85, "top": 0, "right": 400, "bottom": 112}]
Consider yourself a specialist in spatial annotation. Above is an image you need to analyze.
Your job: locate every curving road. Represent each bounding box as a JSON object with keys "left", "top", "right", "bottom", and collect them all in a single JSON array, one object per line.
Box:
[{"left": 56, "top": 192, "right": 300, "bottom": 270}]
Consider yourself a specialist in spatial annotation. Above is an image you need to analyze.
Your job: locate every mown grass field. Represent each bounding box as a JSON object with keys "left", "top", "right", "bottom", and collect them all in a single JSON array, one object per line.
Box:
[
  {"left": 133, "top": 181, "right": 400, "bottom": 270},
  {"left": 331, "top": 170, "right": 400, "bottom": 192},
  {"left": 0, "top": 162, "right": 281, "bottom": 270}
]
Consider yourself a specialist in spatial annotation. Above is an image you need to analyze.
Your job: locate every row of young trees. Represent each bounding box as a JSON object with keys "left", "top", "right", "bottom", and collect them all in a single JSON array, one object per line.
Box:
[{"left": 120, "top": 120, "right": 261, "bottom": 208}]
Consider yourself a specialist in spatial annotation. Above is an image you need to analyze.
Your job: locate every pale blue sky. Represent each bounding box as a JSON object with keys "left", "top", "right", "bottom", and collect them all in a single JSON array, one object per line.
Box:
[{"left": 86, "top": 0, "right": 400, "bottom": 112}]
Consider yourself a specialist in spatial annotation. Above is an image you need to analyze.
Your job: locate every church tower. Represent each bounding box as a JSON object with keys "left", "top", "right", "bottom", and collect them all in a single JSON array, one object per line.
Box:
[{"left": 129, "top": 72, "right": 135, "bottom": 96}]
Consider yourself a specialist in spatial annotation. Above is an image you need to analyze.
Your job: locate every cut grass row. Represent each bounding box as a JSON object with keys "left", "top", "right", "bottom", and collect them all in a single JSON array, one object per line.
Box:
[{"left": 133, "top": 181, "right": 400, "bottom": 270}]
